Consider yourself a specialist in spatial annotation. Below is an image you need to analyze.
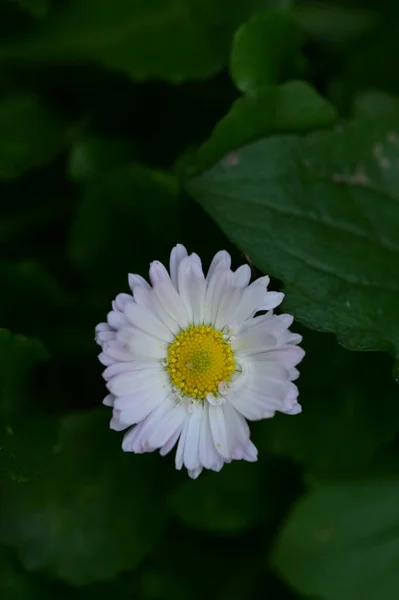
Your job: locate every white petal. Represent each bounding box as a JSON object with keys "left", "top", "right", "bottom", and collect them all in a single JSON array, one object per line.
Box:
[
  {"left": 126, "top": 329, "right": 168, "bottom": 360},
  {"left": 204, "top": 268, "right": 231, "bottom": 324},
  {"left": 251, "top": 347, "right": 305, "bottom": 369},
  {"left": 103, "top": 393, "right": 115, "bottom": 407},
  {"left": 102, "top": 341, "right": 134, "bottom": 362},
  {"left": 188, "top": 466, "right": 203, "bottom": 479},
  {"left": 223, "top": 401, "right": 252, "bottom": 458},
  {"left": 206, "top": 250, "right": 231, "bottom": 281},
  {"left": 177, "top": 256, "right": 206, "bottom": 324},
  {"left": 183, "top": 402, "right": 203, "bottom": 471},
  {"left": 170, "top": 244, "right": 188, "bottom": 289},
  {"left": 232, "top": 281, "right": 268, "bottom": 323},
  {"left": 98, "top": 351, "right": 115, "bottom": 366},
  {"left": 128, "top": 274, "right": 150, "bottom": 293},
  {"left": 107, "top": 310, "right": 128, "bottom": 330},
  {"left": 208, "top": 404, "right": 230, "bottom": 459},
  {"left": 214, "top": 282, "right": 243, "bottom": 330},
  {"left": 149, "top": 260, "right": 171, "bottom": 286},
  {"left": 154, "top": 281, "right": 190, "bottom": 330},
  {"left": 113, "top": 293, "right": 133, "bottom": 312},
  {"left": 110, "top": 409, "right": 129, "bottom": 431},
  {"left": 134, "top": 285, "right": 178, "bottom": 334},
  {"left": 96, "top": 330, "right": 116, "bottom": 343},
  {"left": 102, "top": 360, "right": 154, "bottom": 381},
  {"left": 175, "top": 419, "right": 189, "bottom": 470},
  {"left": 109, "top": 368, "right": 166, "bottom": 396},
  {"left": 199, "top": 402, "right": 223, "bottom": 470},
  {"left": 232, "top": 264, "right": 251, "bottom": 289},
  {"left": 147, "top": 400, "right": 187, "bottom": 450},
  {"left": 160, "top": 428, "right": 181, "bottom": 456},
  {"left": 124, "top": 302, "right": 173, "bottom": 342},
  {"left": 228, "top": 389, "right": 276, "bottom": 421},
  {"left": 233, "top": 326, "right": 278, "bottom": 355},
  {"left": 259, "top": 291, "right": 285, "bottom": 311}
]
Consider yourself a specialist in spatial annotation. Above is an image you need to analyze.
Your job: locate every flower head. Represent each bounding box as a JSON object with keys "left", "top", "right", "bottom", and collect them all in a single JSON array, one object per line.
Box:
[{"left": 95, "top": 245, "right": 304, "bottom": 478}]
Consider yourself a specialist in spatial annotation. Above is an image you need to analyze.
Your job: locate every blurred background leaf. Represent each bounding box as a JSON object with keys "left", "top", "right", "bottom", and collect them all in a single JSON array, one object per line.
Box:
[
  {"left": 0, "top": 331, "right": 58, "bottom": 482},
  {"left": 0, "top": 409, "right": 166, "bottom": 585},
  {"left": 0, "top": 93, "right": 66, "bottom": 180}
]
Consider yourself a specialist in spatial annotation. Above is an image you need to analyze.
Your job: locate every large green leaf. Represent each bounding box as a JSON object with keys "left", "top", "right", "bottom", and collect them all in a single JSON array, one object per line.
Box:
[
  {"left": 272, "top": 477, "right": 399, "bottom": 600},
  {"left": 230, "top": 10, "right": 304, "bottom": 92},
  {"left": 0, "top": 94, "right": 65, "bottom": 180},
  {"left": 0, "top": 0, "right": 271, "bottom": 82},
  {"left": 188, "top": 113, "right": 399, "bottom": 360},
  {"left": 0, "top": 330, "right": 58, "bottom": 482},
  {"left": 193, "top": 81, "right": 337, "bottom": 172},
  {"left": 0, "top": 410, "right": 165, "bottom": 585}
]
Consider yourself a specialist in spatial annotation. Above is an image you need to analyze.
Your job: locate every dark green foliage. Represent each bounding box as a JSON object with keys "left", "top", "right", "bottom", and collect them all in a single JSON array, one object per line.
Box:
[{"left": 0, "top": 1, "right": 398, "bottom": 599}]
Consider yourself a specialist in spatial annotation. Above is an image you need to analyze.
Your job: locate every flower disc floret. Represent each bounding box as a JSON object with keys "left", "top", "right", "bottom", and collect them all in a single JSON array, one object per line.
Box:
[{"left": 167, "top": 324, "right": 235, "bottom": 400}]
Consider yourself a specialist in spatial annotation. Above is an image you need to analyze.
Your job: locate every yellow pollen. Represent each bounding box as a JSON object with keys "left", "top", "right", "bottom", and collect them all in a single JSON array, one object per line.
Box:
[{"left": 166, "top": 325, "right": 235, "bottom": 400}]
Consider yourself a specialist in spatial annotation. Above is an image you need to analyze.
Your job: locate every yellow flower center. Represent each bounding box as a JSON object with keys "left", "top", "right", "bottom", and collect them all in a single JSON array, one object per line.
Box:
[{"left": 166, "top": 325, "right": 236, "bottom": 400}]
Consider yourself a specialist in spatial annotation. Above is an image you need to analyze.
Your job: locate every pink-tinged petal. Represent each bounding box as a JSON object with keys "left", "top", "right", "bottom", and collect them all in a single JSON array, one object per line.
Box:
[
  {"left": 110, "top": 409, "right": 129, "bottom": 431},
  {"left": 128, "top": 273, "right": 150, "bottom": 293},
  {"left": 107, "top": 310, "right": 127, "bottom": 330},
  {"left": 98, "top": 351, "right": 115, "bottom": 366},
  {"left": 103, "top": 394, "right": 115, "bottom": 407},
  {"left": 113, "top": 293, "right": 133, "bottom": 312},
  {"left": 149, "top": 260, "right": 171, "bottom": 286},
  {"left": 102, "top": 342, "right": 134, "bottom": 362},
  {"left": 96, "top": 330, "right": 116, "bottom": 343}
]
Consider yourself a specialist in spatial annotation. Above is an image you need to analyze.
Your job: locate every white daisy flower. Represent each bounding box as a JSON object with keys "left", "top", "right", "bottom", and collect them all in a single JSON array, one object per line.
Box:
[{"left": 95, "top": 245, "right": 304, "bottom": 478}]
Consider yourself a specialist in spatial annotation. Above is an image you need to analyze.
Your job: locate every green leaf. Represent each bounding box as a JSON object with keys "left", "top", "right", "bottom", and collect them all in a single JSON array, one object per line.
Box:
[
  {"left": 253, "top": 330, "right": 399, "bottom": 475},
  {"left": 67, "top": 136, "right": 136, "bottom": 183},
  {"left": 194, "top": 81, "right": 337, "bottom": 172},
  {"left": 70, "top": 162, "right": 180, "bottom": 291},
  {"left": 188, "top": 113, "right": 399, "bottom": 360},
  {"left": 0, "top": 410, "right": 166, "bottom": 585},
  {"left": 0, "top": 0, "right": 271, "bottom": 82},
  {"left": 0, "top": 94, "right": 65, "bottom": 180},
  {"left": 272, "top": 477, "right": 399, "bottom": 600},
  {"left": 168, "top": 461, "right": 261, "bottom": 533},
  {"left": 0, "top": 330, "right": 58, "bottom": 482},
  {"left": 230, "top": 10, "right": 304, "bottom": 92}
]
